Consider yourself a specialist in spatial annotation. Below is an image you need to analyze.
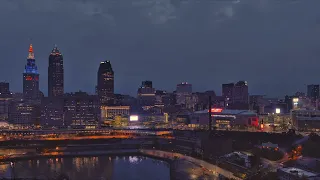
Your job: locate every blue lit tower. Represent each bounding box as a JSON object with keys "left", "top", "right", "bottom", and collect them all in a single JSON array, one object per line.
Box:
[{"left": 23, "top": 44, "right": 40, "bottom": 102}]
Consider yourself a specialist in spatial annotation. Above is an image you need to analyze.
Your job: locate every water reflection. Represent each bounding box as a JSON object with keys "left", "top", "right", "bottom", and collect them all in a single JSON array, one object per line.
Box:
[{"left": 0, "top": 156, "right": 170, "bottom": 180}]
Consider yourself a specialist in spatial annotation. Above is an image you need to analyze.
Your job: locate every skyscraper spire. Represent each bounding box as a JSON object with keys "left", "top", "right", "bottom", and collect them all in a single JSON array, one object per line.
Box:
[
  {"left": 51, "top": 44, "right": 61, "bottom": 55},
  {"left": 28, "top": 44, "right": 33, "bottom": 53},
  {"left": 27, "top": 44, "right": 35, "bottom": 59}
]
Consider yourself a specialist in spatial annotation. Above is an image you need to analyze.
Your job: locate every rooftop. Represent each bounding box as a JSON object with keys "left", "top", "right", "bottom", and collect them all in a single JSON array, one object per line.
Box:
[
  {"left": 194, "top": 109, "right": 256, "bottom": 115},
  {"left": 279, "top": 167, "right": 319, "bottom": 178}
]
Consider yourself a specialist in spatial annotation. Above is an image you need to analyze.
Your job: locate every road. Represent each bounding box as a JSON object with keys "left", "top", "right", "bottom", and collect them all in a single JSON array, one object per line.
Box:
[{"left": 140, "top": 149, "right": 240, "bottom": 180}]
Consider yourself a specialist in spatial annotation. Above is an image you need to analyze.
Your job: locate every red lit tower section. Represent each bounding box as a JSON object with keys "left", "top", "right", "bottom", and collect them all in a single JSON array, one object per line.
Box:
[{"left": 23, "top": 44, "right": 40, "bottom": 102}]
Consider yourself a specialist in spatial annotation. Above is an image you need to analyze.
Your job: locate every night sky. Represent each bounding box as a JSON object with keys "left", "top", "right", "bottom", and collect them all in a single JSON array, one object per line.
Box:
[{"left": 1, "top": 0, "right": 320, "bottom": 97}]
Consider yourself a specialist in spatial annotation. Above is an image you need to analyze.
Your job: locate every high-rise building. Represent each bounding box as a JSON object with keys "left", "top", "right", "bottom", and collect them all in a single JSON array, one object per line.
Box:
[
  {"left": 0, "top": 82, "right": 10, "bottom": 96},
  {"left": 97, "top": 61, "right": 114, "bottom": 105},
  {"left": 233, "top": 81, "right": 249, "bottom": 104},
  {"left": 222, "top": 83, "right": 234, "bottom": 99},
  {"left": 0, "top": 82, "right": 12, "bottom": 121},
  {"left": 176, "top": 82, "right": 193, "bottom": 108},
  {"left": 307, "top": 84, "right": 319, "bottom": 101},
  {"left": 48, "top": 45, "right": 64, "bottom": 97},
  {"left": 222, "top": 81, "right": 249, "bottom": 109},
  {"left": 23, "top": 44, "right": 40, "bottom": 103},
  {"left": 137, "top": 81, "right": 156, "bottom": 109}
]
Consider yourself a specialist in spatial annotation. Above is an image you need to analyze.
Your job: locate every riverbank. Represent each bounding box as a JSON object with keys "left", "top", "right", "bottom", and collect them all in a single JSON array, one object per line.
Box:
[{"left": 0, "top": 149, "right": 238, "bottom": 179}]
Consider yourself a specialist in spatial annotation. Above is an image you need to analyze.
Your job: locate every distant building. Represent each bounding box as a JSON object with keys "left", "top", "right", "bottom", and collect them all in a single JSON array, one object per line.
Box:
[
  {"left": 222, "top": 81, "right": 249, "bottom": 109},
  {"left": 101, "top": 105, "right": 130, "bottom": 121},
  {"left": 0, "top": 82, "right": 13, "bottom": 121},
  {"left": 291, "top": 109, "right": 320, "bottom": 131},
  {"left": 190, "top": 108, "right": 259, "bottom": 129},
  {"left": 8, "top": 101, "right": 41, "bottom": 126},
  {"left": 97, "top": 61, "right": 114, "bottom": 105},
  {"left": 23, "top": 44, "right": 40, "bottom": 103},
  {"left": 233, "top": 81, "right": 249, "bottom": 104},
  {"left": 176, "top": 82, "right": 193, "bottom": 109},
  {"left": 0, "top": 82, "right": 10, "bottom": 96},
  {"left": 137, "top": 81, "right": 156, "bottom": 110},
  {"left": 41, "top": 97, "right": 64, "bottom": 127},
  {"left": 41, "top": 92, "right": 100, "bottom": 128},
  {"left": 307, "top": 84, "right": 319, "bottom": 101},
  {"left": 277, "top": 167, "right": 319, "bottom": 180},
  {"left": 222, "top": 83, "right": 234, "bottom": 102},
  {"left": 48, "top": 45, "right": 64, "bottom": 97}
]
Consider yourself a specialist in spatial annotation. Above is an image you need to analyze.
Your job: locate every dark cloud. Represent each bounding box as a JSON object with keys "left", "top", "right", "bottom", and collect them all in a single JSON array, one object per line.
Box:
[{"left": 0, "top": 0, "right": 319, "bottom": 97}]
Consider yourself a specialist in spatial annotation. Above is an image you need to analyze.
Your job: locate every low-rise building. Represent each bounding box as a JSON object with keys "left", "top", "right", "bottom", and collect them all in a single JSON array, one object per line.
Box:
[
  {"left": 190, "top": 108, "right": 259, "bottom": 129},
  {"left": 277, "top": 167, "right": 320, "bottom": 180},
  {"left": 291, "top": 109, "right": 320, "bottom": 131}
]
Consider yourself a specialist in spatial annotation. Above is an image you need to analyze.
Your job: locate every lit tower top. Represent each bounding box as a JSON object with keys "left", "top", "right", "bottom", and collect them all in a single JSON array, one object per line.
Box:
[
  {"left": 50, "top": 44, "right": 62, "bottom": 56},
  {"left": 24, "top": 44, "right": 38, "bottom": 74},
  {"left": 27, "top": 44, "right": 35, "bottom": 59}
]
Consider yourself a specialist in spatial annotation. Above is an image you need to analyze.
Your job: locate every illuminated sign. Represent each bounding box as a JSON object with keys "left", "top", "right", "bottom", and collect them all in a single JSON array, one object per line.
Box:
[
  {"left": 130, "top": 115, "right": 138, "bottom": 121},
  {"left": 293, "top": 98, "right": 299, "bottom": 103},
  {"left": 275, "top": 108, "right": 281, "bottom": 114},
  {"left": 209, "top": 108, "right": 223, "bottom": 113}
]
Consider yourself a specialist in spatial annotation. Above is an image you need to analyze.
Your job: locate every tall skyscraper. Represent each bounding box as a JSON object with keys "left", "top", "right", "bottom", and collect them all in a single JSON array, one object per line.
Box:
[
  {"left": 23, "top": 44, "right": 40, "bottom": 102},
  {"left": 48, "top": 45, "right": 64, "bottom": 97},
  {"left": 307, "top": 84, "right": 319, "bottom": 101},
  {"left": 97, "top": 61, "right": 114, "bottom": 104}
]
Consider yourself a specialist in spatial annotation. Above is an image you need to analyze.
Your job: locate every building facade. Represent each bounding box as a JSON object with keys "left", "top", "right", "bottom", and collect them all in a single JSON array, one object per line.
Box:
[
  {"left": 307, "top": 84, "right": 319, "bottom": 101},
  {"left": 48, "top": 45, "right": 64, "bottom": 97},
  {"left": 23, "top": 44, "right": 40, "bottom": 103},
  {"left": 0, "top": 82, "right": 12, "bottom": 121},
  {"left": 190, "top": 108, "right": 259, "bottom": 129},
  {"left": 176, "top": 82, "right": 193, "bottom": 108},
  {"left": 8, "top": 101, "right": 41, "bottom": 127},
  {"left": 41, "top": 92, "right": 100, "bottom": 128},
  {"left": 137, "top": 81, "right": 156, "bottom": 110},
  {"left": 97, "top": 61, "right": 114, "bottom": 105},
  {"left": 291, "top": 109, "right": 320, "bottom": 131},
  {"left": 101, "top": 105, "right": 130, "bottom": 121}
]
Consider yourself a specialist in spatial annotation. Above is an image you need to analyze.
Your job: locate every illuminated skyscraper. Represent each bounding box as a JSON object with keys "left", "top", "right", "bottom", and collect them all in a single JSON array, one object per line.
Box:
[
  {"left": 48, "top": 45, "right": 64, "bottom": 97},
  {"left": 97, "top": 61, "right": 114, "bottom": 104},
  {"left": 23, "top": 44, "right": 40, "bottom": 102}
]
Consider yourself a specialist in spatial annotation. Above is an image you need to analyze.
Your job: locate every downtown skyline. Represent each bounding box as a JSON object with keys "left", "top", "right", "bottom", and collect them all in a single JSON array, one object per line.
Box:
[{"left": 1, "top": 0, "right": 320, "bottom": 97}]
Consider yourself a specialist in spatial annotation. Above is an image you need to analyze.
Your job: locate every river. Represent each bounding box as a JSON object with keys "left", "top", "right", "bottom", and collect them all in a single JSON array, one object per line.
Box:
[{"left": 0, "top": 156, "right": 170, "bottom": 180}]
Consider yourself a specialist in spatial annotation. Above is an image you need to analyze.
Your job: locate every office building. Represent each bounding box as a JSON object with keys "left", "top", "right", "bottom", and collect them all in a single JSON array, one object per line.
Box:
[
  {"left": 41, "top": 92, "right": 100, "bottom": 128},
  {"left": 307, "top": 84, "right": 319, "bottom": 101},
  {"left": 41, "top": 97, "right": 64, "bottom": 127},
  {"left": 137, "top": 81, "right": 156, "bottom": 109},
  {"left": 23, "top": 44, "right": 40, "bottom": 103},
  {"left": 97, "top": 61, "right": 114, "bottom": 105},
  {"left": 8, "top": 101, "right": 41, "bottom": 126},
  {"left": 176, "top": 82, "right": 193, "bottom": 107},
  {"left": 101, "top": 105, "right": 130, "bottom": 121},
  {"left": 0, "top": 82, "right": 12, "bottom": 121},
  {"left": 222, "top": 81, "right": 249, "bottom": 109},
  {"left": 48, "top": 45, "right": 64, "bottom": 97}
]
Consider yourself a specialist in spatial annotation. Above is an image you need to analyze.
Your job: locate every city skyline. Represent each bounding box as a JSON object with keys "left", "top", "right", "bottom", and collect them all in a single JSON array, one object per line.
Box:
[{"left": 1, "top": 0, "right": 320, "bottom": 97}]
